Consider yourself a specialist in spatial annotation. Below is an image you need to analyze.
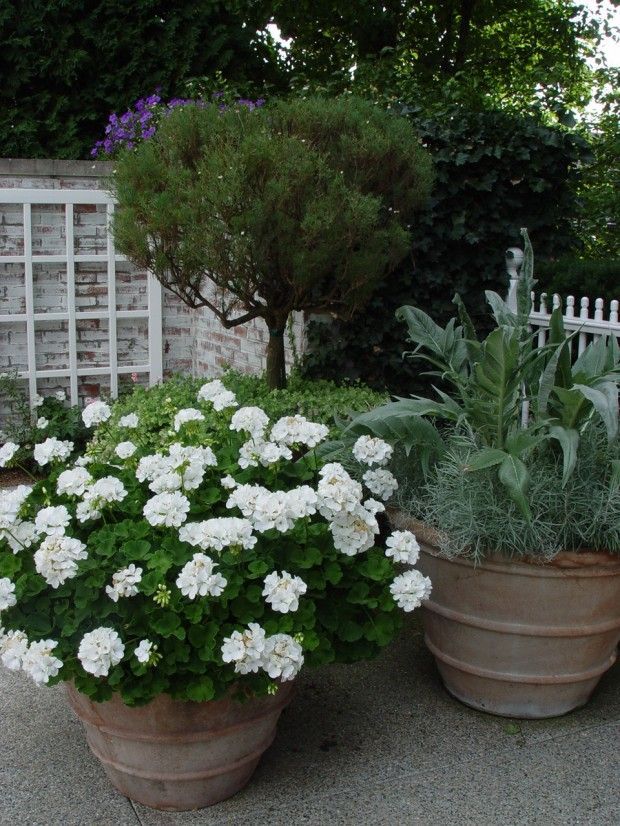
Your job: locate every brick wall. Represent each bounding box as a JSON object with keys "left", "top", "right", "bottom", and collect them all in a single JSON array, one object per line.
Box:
[{"left": 0, "top": 159, "right": 305, "bottom": 411}]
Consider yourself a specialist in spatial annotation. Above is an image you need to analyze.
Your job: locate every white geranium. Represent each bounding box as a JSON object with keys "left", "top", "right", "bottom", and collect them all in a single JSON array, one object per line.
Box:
[
  {"left": 115, "top": 441, "right": 137, "bottom": 459},
  {"left": 82, "top": 400, "right": 111, "bottom": 428},
  {"left": 35, "top": 505, "right": 71, "bottom": 537},
  {"left": 317, "top": 463, "right": 363, "bottom": 518},
  {"left": 197, "top": 380, "right": 238, "bottom": 411},
  {"left": 149, "top": 471, "right": 183, "bottom": 494},
  {"left": 56, "top": 467, "right": 92, "bottom": 497},
  {"left": 84, "top": 476, "right": 127, "bottom": 508},
  {"left": 33, "top": 437, "right": 74, "bottom": 466},
  {"left": 143, "top": 491, "right": 190, "bottom": 528},
  {"left": 0, "top": 577, "right": 17, "bottom": 611},
  {"left": 179, "top": 517, "right": 256, "bottom": 552},
  {"left": 0, "top": 628, "right": 28, "bottom": 670},
  {"left": 390, "top": 569, "right": 432, "bottom": 612},
  {"left": 0, "top": 485, "right": 31, "bottom": 528},
  {"left": 176, "top": 553, "right": 227, "bottom": 599},
  {"left": 363, "top": 468, "right": 398, "bottom": 500},
  {"left": 135, "top": 639, "right": 156, "bottom": 664},
  {"left": 221, "top": 623, "right": 266, "bottom": 674},
  {"left": 230, "top": 406, "right": 269, "bottom": 439},
  {"left": 136, "top": 453, "right": 171, "bottom": 483},
  {"left": 55, "top": 390, "right": 66, "bottom": 402},
  {"left": 238, "top": 439, "right": 292, "bottom": 469},
  {"left": 119, "top": 413, "right": 139, "bottom": 428},
  {"left": 329, "top": 503, "right": 380, "bottom": 556},
  {"left": 262, "top": 571, "right": 307, "bottom": 613},
  {"left": 221, "top": 474, "right": 238, "bottom": 490},
  {"left": 173, "top": 408, "right": 205, "bottom": 432},
  {"left": 105, "top": 564, "right": 143, "bottom": 602},
  {"left": 78, "top": 627, "right": 125, "bottom": 677},
  {"left": 1, "top": 520, "right": 40, "bottom": 553},
  {"left": 22, "top": 639, "right": 63, "bottom": 684},
  {"left": 32, "top": 393, "right": 44, "bottom": 408},
  {"left": 76, "top": 500, "right": 101, "bottom": 523},
  {"left": 36, "top": 417, "right": 49, "bottom": 430},
  {"left": 261, "top": 633, "right": 304, "bottom": 681},
  {"left": 74, "top": 455, "right": 93, "bottom": 467},
  {"left": 34, "top": 535, "right": 87, "bottom": 588},
  {"left": 269, "top": 415, "right": 329, "bottom": 448},
  {"left": 385, "top": 531, "right": 420, "bottom": 566},
  {"left": 352, "top": 435, "right": 393, "bottom": 467},
  {"left": 0, "top": 442, "right": 19, "bottom": 468}
]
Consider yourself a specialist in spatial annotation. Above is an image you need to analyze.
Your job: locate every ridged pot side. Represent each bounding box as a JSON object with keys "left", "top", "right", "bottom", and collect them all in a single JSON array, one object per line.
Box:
[
  {"left": 66, "top": 682, "right": 295, "bottom": 811},
  {"left": 390, "top": 512, "right": 620, "bottom": 719}
]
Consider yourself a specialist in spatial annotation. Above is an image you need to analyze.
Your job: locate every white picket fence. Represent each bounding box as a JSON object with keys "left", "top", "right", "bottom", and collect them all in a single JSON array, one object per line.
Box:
[{"left": 505, "top": 246, "right": 620, "bottom": 352}]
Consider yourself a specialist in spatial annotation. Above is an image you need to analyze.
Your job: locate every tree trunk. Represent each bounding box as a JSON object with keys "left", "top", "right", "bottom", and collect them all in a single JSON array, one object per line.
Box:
[{"left": 265, "top": 321, "right": 288, "bottom": 390}]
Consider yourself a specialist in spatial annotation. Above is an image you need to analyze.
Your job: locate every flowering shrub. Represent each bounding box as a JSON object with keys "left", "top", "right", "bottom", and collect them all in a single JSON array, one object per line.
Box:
[
  {"left": 0, "top": 381, "right": 430, "bottom": 706},
  {"left": 0, "top": 375, "right": 89, "bottom": 475}
]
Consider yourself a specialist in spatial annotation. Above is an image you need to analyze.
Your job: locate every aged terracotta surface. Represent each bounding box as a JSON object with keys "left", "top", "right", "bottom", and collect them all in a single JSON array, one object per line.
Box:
[
  {"left": 391, "top": 511, "right": 620, "bottom": 718},
  {"left": 66, "top": 682, "right": 294, "bottom": 811}
]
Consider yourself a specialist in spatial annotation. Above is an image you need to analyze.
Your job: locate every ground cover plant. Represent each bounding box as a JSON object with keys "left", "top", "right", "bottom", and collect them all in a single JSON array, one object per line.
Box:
[{"left": 0, "top": 378, "right": 430, "bottom": 705}]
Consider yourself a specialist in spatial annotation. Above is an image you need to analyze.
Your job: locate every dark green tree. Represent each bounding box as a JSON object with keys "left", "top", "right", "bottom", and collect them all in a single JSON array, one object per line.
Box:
[
  {"left": 110, "top": 97, "right": 433, "bottom": 388},
  {"left": 0, "top": 0, "right": 283, "bottom": 159}
]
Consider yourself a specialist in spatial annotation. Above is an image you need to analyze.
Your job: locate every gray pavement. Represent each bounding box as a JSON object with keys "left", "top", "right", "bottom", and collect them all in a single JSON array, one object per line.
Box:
[{"left": 1, "top": 616, "right": 618, "bottom": 826}]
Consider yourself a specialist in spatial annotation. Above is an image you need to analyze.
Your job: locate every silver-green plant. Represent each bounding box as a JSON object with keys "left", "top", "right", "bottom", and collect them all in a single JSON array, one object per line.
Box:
[{"left": 346, "top": 229, "right": 620, "bottom": 521}]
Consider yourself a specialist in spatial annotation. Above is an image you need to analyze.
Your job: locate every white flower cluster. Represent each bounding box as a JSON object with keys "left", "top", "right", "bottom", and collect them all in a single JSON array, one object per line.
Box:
[
  {"left": 56, "top": 466, "right": 92, "bottom": 497},
  {"left": 135, "top": 639, "right": 155, "bottom": 664},
  {"left": 179, "top": 517, "right": 256, "bottom": 552},
  {"left": 105, "top": 564, "right": 143, "bottom": 602},
  {"left": 173, "top": 408, "right": 205, "bottom": 432},
  {"left": 197, "top": 379, "right": 238, "bottom": 411},
  {"left": 77, "top": 476, "right": 128, "bottom": 523},
  {"left": 0, "top": 442, "right": 19, "bottom": 467},
  {"left": 0, "top": 577, "right": 17, "bottom": 611},
  {"left": 115, "top": 441, "right": 137, "bottom": 459},
  {"left": 269, "top": 415, "right": 329, "bottom": 449},
  {"left": 238, "top": 438, "right": 292, "bottom": 469},
  {"left": 136, "top": 443, "right": 217, "bottom": 494},
  {"left": 82, "top": 400, "right": 112, "bottom": 428},
  {"left": 22, "top": 639, "right": 63, "bottom": 684},
  {"left": 230, "top": 406, "right": 269, "bottom": 439},
  {"left": 352, "top": 435, "right": 393, "bottom": 467},
  {"left": 0, "top": 628, "right": 28, "bottom": 671},
  {"left": 176, "top": 553, "right": 227, "bottom": 599},
  {"left": 262, "top": 570, "right": 307, "bottom": 613},
  {"left": 78, "top": 627, "right": 125, "bottom": 677},
  {"left": 2, "top": 520, "right": 39, "bottom": 554},
  {"left": 221, "top": 623, "right": 304, "bottom": 681},
  {"left": 34, "top": 535, "right": 88, "bottom": 588},
  {"left": 316, "top": 463, "right": 363, "bottom": 518},
  {"left": 226, "top": 484, "right": 317, "bottom": 533},
  {"left": 385, "top": 530, "right": 420, "bottom": 565},
  {"left": 34, "top": 437, "right": 74, "bottom": 466},
  {"left": 0, "top": 486, "right": 38, "bottom": 552},
  {"left": 329, "top": 500, "right": 383, "bottom": 556},
  {"left": 363, "top": 468, "right": 398, "bottom": 501},
  {"left": 389, "top": 568, "right": 432, "bottom": 612},
  {"left": 119, "top": 412, "right": 139, "bottom": 428},
  {"left": 34, "top": 505, "right": 71, "bottom": 537},
  {"left": 37, "top": 417, "right": 48, "bottom": 430},
  {"left": 143, "top": 490, "right": 190, "bottom": 528}
]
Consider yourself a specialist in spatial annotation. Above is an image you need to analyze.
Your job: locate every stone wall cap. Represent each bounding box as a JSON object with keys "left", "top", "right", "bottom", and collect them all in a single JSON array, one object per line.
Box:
[{"left": 0, "top": 158, "right": 113, "bottom": 176}]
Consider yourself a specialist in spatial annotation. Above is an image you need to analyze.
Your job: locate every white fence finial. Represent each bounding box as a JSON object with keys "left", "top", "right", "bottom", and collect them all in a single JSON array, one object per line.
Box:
[{"left": 505, "top": 246, "right": 524, "bottom": 312}]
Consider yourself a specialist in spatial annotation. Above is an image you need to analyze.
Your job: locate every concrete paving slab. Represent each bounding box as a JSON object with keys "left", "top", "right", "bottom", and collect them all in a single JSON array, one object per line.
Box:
[{"left": 2, "top": 616, "right": 618, "bottom": 826}]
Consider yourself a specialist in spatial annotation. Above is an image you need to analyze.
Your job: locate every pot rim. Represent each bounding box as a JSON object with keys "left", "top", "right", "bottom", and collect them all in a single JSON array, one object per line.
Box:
[{"left": 387, "top": 509, "right": 620, "bottom": 573}]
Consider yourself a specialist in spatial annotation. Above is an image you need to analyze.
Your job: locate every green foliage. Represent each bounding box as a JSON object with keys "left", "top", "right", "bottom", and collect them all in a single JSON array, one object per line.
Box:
[
  {"left": 110, "top": 95, "right": 433, "bottom": 388},
  {"left": 0, "top": 374, "right": 88, "bottom": 471},
  {"left": 400, "top": 427, "right": 620, "bottom": 561},
  {"left": 89, "top": 370, "right": 386, "bottom": 464},
  {"left": 303, "top": 106, "right": 589, "bottom": 393},
  {"left": 0, "top": 379, "right": 409, "bottom": 706},
  {"left": 536, "top": 258, "right": 620, "bottom": 306},
  {"left": 0, "top": 1, "right": 284, "bottom": 159},
  {"left": 345, "top": 229, "right": 620, "bottom": 535}
]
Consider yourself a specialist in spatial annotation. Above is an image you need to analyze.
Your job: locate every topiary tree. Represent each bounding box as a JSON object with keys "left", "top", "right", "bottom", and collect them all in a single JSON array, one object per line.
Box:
[{"left": 110, "top": 96, "right": 433, "bottom": 388}]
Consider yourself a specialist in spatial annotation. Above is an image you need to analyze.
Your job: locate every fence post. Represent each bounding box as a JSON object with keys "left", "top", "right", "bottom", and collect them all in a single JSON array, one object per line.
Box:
[{"left": 505, "top": 247, "right": 524, "bottom": 312}]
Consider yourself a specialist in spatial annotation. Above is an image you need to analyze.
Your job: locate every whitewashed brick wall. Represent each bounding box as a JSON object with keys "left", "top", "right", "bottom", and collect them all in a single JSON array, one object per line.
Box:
[{"left": 0, "top": 159, "right": 304, "bottom": 410}]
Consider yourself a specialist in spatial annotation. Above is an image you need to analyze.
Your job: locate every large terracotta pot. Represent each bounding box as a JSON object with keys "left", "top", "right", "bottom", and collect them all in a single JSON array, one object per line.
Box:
[
  {"left": 392, "top": 514, "right": 620, "bottom": 719},
  {"left": 66, "top": 682, "right": 294, "bottom": 811}
]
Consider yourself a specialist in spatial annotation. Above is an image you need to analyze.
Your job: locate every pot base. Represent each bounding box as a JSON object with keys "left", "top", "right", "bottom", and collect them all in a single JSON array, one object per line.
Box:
[{"left": 67, "top": 683, "right": 294, "bottom": 811}]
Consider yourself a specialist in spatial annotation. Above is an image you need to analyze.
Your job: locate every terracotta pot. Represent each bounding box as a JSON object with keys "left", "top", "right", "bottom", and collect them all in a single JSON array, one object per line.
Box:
[
  {"left": 391, "top": 512, "right": 620, "bottom": 719},
  {"left": 66, "top": 682, "right": 294, "bottom": 811}
]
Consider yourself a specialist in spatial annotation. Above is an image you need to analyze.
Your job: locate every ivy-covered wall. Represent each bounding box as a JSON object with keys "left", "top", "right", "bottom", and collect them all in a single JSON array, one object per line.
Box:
[{"left": 303, "top": 107, "right": 590, "bottom": 394}]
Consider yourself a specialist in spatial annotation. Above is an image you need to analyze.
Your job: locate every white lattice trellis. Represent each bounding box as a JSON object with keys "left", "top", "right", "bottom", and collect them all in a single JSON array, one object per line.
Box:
[{"left": 0, "top": 188, "right": 163, "bottom": 407}]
